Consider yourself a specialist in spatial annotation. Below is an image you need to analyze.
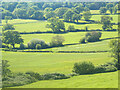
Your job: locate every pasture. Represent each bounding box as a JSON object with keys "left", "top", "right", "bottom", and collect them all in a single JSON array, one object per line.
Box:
[
  {"left": 2, "top": 52, "right": 112, "bottom": 74},
  {"left": 2, "top": 13, "right": 119, "bottom": 88},
  {"left": 15, "top": 71, "right": 118, "bottom": 88}
]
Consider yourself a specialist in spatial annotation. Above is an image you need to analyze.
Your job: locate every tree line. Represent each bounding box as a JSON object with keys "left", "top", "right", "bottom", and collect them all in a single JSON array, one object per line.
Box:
[{"left": 2, "top": 2, "right": 119, "bottom": 20}]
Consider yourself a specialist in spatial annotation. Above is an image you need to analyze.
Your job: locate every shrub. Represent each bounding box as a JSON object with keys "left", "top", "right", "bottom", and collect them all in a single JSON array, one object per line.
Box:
[
  {"left": 50, "top": 35, "right": 65, "bottom": 47},
  {"left": 85, "top": 31, "right": 102, "bottom": 42},
  {"left": 79, "top": 37, "right": 85, "bottom": 43},
  {"left": 2, "top": 23, "right": 15, "bottom": 31},
  {"left": 25, "top": 71, "right": 43, "bottom": 80},
  {"left": 68, "top": 25, "right": 75, "bottom": 32},
  {"left": 42, "top": 73, "right": 69, "bottom": 80},
  {"left": 72, "top": 61, "right": 95, "bottom": 75},
  {"left": 28, "top": 39, "right": 47, "bottom": 49},
  {"left": 36, "top": 44, "right": 41, "bottom": 49},
  {"left": 19, "top": 43, "right": 25, "bottom": 49},
  {"left": 2, "top": 73, "right": 37, "bottom": 88}
]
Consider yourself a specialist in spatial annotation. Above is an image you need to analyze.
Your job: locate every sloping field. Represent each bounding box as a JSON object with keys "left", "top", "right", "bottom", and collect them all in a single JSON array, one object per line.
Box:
[
  {"left": 13, "top": 71, "right": 118, "bottom": 88},
  {"left": 2, "top": 52, "right": 113, "bottom": 74}
]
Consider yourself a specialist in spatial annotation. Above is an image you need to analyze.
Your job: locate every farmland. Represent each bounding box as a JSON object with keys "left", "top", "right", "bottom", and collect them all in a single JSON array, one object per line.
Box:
[{"left": 1, "top": 2, "right": 119, "bottom": 88}]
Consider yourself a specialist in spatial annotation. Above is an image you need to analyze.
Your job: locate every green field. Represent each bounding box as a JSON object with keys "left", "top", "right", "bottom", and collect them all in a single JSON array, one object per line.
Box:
[
  {"left": 1, "top": 15, "right": 118, "bottom": 33},
  {"left": 14, "top": 71, "right": 118, "bottom": 88},
  {"left": 2, "top": 14, "right": 119, "bottom": 88},
  {"left": 2, "top": 52, "right": 113, "bottom": 74}
]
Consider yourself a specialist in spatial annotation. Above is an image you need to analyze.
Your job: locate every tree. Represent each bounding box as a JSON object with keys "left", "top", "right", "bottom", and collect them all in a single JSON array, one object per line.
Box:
[
  {"left": 2, "top": 60, "right": 12, "bottom": 79},
  {"left": 44, "top": 7, "right": 53, "bottom": 13},
  {"left": 85, "top": 31, "right": 102, "bottom": 42},
  {"left": 5, "top": 16, "right": 12, "bottom": 24},
  {"left": 44, "top": 11, "right": 56, "bottom": 19},
  {"left": 28, "top": 39, "right": 47, "bottom": 49},
  {"left": 83, "top": 11, "right": 92, "bottom": 21},
  {"left": 46, "top": 17, "right": 65, "bottom": 32},
  {"left": 68, "top": 25, "right": 75, "bottom": 32},
  {"left": 72, "top": 14, "right": 82, "bottom": 23},
  {"left": 50, "top": 35, "right": 65, "bottom": 47},
  {"left": 31, "top": 11, "right": 44, "bottom": 20},
  {"left": 101, "top": 16, "right": 113, "bottom": 30},
  {"left": 109, "top": 39, "right": 120, "bottom": 70},
  {"left": 12, "top": 8, "right": 27, "bottom": 19},
  {"left": 63, "top": 10, "right": 75, "bottom": 22},
  {"left": 74, "top": 5, "right": 84, "bottom": 14},
  {"left": 100, "top": 7, "right": 107, "bottom": 14},
  {"left": 2, "top": 31, "right": 23, "bottom": 48},
  {"left": 2, "top": 9, "right": 13, "bottom": 19},
  {"left": 2, "top": 24, "right": 15, "bottom": 31},
  {"left": 54, "top": 7, "right": 68, "bottom": 18},
  {"left": 106, "top": 3, "right": 114, "bottom": 10},
  {"left": 72, "top": 61, "right": 95, "bottom": 75},
  {"left": 27, "top": 7, "right": 35, "bottom": 18}
]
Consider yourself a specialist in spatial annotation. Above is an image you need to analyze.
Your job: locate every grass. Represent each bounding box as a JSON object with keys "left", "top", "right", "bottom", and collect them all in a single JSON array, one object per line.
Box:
[
  {"left": 13, "top": 71, "right": 118, "bottom": 88},
  {"left": 42, "top": 39, "right": 111, "bottom": 52},
  {"left": 1, "top": 14, "right": 118, "bottom": 33},
  {"left": 2, "top": 51, "right": 113, "bottom": 74},
  {"left": 21, "top": 31, "right": 118, "bottom": 46}
]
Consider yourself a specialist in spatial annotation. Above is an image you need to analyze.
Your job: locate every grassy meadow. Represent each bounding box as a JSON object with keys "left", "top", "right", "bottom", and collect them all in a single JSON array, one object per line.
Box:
[
  {"left": 2, "top": 12, "right": 118, "bottom": 88},
  {"left": 14, "top": 71, "right": 118, "bottom": 88}
]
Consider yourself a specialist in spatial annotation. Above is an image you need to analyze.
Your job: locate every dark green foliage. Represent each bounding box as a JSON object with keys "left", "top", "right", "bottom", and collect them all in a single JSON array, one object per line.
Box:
[
  {"left": 100, "top": 7, "right": 107, "bottom": 14},
  {"left": 68, "top": 25, "right": 75, "bottom": 32},
  {"left": 63, "top": 10, "right": 75, "bottom": 22},
  {"left": 19, "top": 43, "right": 26, "bottom": 49},
  {"left": 72, "top": 13, "right": 82, "bottom": 22},
  {"left": 79, "top": 37, "right": 85, "bottom": 43},
  {"left": 72, "top": 61, "right": 95, "bottom": 75},
  {"left": 85, "top": 31, "right": 102, "bottom": 42},
  {"left": 28, "top": 39, "right": 47, "bottom": 49},
  {"left": 2, "top": 24, "right": 15, "bottom": 31},
  {"left": 12, "top": 8, "right": 27, "bottom": 19},
  {"left": 36, "top": 44, "right": 41, "bottom": 49},
  {"left": 2, "top": 60, "right": 12, "bottom": 79},
  {"left": 50, "top": 35, "right": 65, "bottom": 47},
  {"left": 2, "top": 73, "right": 37, "bottom": 88},
  {"left": 2, "top": 9, "right": 13, "bottom": 19},
  {"left": 26, "top": 71, "right": 43, "bottom": 80},
  {"left": 109, "top": 39, "right": 120, "bottom": 70},
  {"left": 101, "top": 16, "right": 113, "bottom": 30},
  {"left": 44, "top": 11, "right": 56, "bottom": 19},
  {"left": 46, "top": 17, "right": 65, "bottom": 32},
  {"left": 83, "top": 11, "right": 92, "bottom": 21},
  {"left": 2, "top": 31, "right": 23, "bottom": 48},
  {"left": 31, "top": 11, "right": 44, "bottom": 20},
  {"left": 42, "top": 73, "right": 69, "bottom": 80},
  {"left": 54, "top": 7, "right": 68, "bottom": 18}
]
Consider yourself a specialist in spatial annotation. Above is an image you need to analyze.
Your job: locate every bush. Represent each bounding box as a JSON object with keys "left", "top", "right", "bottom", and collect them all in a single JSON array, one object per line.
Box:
[
  {"left": 36, "top": 44, "right": 41, "bottom": 49},
  {"left": 26, "top": 71, "right": 43, "bottom": 80},
  {"left": 28, "top": 39, "right": 47, "bottom": 49},
  {"left": 79, "top": 37, "right": 85, "bottom": 43},
  {"left": 50, "top": 35, "right": 65, "bottom": 47},
  {"left": 68, "top": 25, "right": 75, "bottom": 32},
  {"left": 42, "top": 73, "right": 69, "bottom": 80},
  {"left": 2, "top": 73, "right": 37, "bottom": 88},
  {"left": 85, "top": 31, "right": 102, "bottom": 42},
  {"left": 19, "top": 43, "right": 25, "bottom": 49},
  {"left": 2, "top": 23, "right": 15, "bottom": 31},
  {"left": 72, "top": 61, "right": 95, "bottom": 75}
]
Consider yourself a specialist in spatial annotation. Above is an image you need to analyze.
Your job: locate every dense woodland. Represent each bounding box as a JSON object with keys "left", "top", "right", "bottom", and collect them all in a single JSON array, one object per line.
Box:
[{"left": 2, "top": 2, "right": 119, "bottom": 20}]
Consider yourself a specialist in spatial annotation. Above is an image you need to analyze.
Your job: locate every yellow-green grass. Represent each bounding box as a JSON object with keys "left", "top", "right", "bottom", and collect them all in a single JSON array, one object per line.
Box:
[
  {"left": 40, "top": 39, "right": 111, "bottom": 52},
  {"left": 90, "top": 10, "right": 100, "bottom": 14},
  {"left": 21, "top": 31, "right": 118, "bottom": 45},
  {"left": 2, "top": 19, "right": 39, "bottom": 25},
  {"left": 13, "top": 71, "right": 118, "bottom": 88},
  {"left": 90, "top": 15, "right": 118, "bottom": 23},
  {"left": 2, "top": 52, "right": 113, "bottom": 74}
]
